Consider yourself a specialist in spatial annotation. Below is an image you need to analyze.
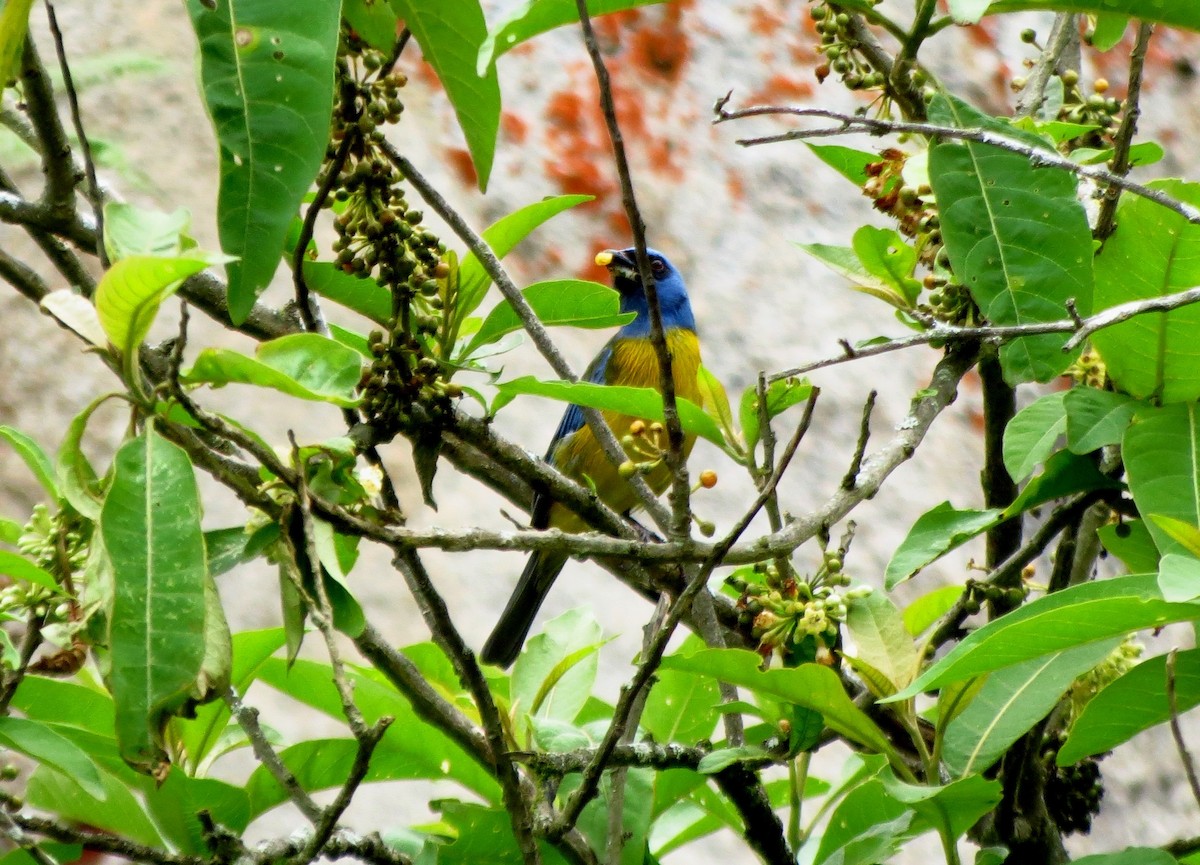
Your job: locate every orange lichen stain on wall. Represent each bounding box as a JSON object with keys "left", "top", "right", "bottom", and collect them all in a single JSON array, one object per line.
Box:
[
  {"left": 748, "top": 73, "right": 815, "bottom": 104},
  {"left": 501, "top": 111, "right": 529, "bottom": 144},
  {"left": 726, "top": 170, "right": 747, "bottom": 205},
  {"left": 446, "top": 148, "right": 477, "bottom": 187}
]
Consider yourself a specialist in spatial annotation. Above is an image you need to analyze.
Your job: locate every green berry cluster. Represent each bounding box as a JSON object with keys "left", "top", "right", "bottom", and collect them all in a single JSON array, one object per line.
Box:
[
  {"left": 810, "top": 2, "right": 886, "bottom": 92},
  {"left": 1065, "top": 637, "right": 1141, "bottom": 724},
  {"left": 957, "top": 577, "right": 1028, "bottom": 616},
  {"left": 323, "top": 26, "right": 459, "bottom": 433},
  {"left": 730, "top": 549, "right": 871, "bottom": 659}
]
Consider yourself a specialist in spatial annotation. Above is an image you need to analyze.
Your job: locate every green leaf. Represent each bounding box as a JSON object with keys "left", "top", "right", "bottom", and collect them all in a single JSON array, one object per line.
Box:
[
  {"left": 1002, "top": 391, "right": 1066, "bottom": 481},
  {"left": 985, "top": 1, "right": 1200, "bottom": 32},
  {"left": 852, "top": 226, "right": 922, "bottom": 307},
  {"left": 879, "top": 772, "right": 1002, "bottom": 840},
  {"left": 738, "top": 376, "right": 813, "bottom": 454},
  {"left": 187, "top": 0, "right": 340, "bottom": 322},
  {"left": 1065, "top": 388, "right": 1137, "bottom": 454},
  {"left": 1123, "top": 403, "right": 1200, "bottom": 558},
  {"left": 891, "top": 574, "right": 1200, "bottom": 699},
  {"left": 456, "top": 194, "right": 593, "bottom": 318},
  {"left": 795, "top": 235, "right": 916, "bottom": 310},
  {"left": 343, "top": 0, "right": 399, "bottom": 52},
  {"left": 463, "top": 280, "right": 634, "bottom": 357},
  {"left": 496, "top": 377, "right": 726, "bottom": 448},
  {"left": 845, "top": 591, "right": 918, "bottom": 693},
  {"left": 1091, "top": 14, "right": 1129, "bottom": 51},
  {"left": 660, "top": 649, "right": 901, "bottom": 761},
  {"left": 928, "top": 94, "right": 1093, "bottom": 383},
  {"left": 903, "top": 585, "right": 964, "bottom": 636},
  {"left": 696, "top": 365, "right": 739, "bottom": 451},
  {"left": 947, "top": 0, "right": 992, "bottom": 23},
  {"left": 0, "top": 551, "right": 63, "bottom": 595},
  {"left": 512, "top": 609, "right": 602, "bottom": 729},
  {"left": 56, "top": 394, "right": 115, "bottom": 521},
  {"left": 1158, "top": 553, "right": 1200, "bottom": 602},
  {"left": 390, "top": 0, "right": 499, "bottom": 191},
  {"left": 1073, "top": 851, "right": 1178, "bottom": 865},
  {"left": 0, "top": 717, "right": 105, "bottom": 799},
  {"left": 102, "top": 428, "right": 210, "bottom": 774},
  {"left": 1059, "top": 647, "right": 1200, "bottom": 764},
  {"left": 95, "top": 254, "right": 217, "bottom": 358},
  {"left": 302, "top": 262, "right": 390, "bottom": 325},
  {"left": 436, "top": 800, "right": 570, "bottom": 865},
  {"left": 0, "top": 426, "right": 57, "bottom": 499},
  {"left": 184, "top": 333, "right": 363, "bottom": 407},
  {"left": 642, "top": 636, "right": 721, "bottom": 744},
  {"left": 1001, "top": 448, "right": 1120, "bottom": 518},
  {"left": 695, "top": 745, "right": 769, "bottom": 774},
  {"left": 942, "top": 639, "right": 1119, "bottom": 777},
  {"left": 814, "top": 781, "right": 911, "bottom": 865},
  {"left": 0, "top": 0, "right": 35, "bottom": 85},
  {"left": 103, "top": 202, "right": 193, "bottom": 261},
  {"left": 26, "top": 766, "right": 163, "bottom": 847},
  {"left": 1098, "top": 520, "right": 1160, "bottom": 574},
  {"left": 479, "top": 0, "right": 665, "bottom": 72},
  {"left": 884, "top": 502, "right": 1002, "bottom": 589},
  {"left": 805, "top": 142, "right": 877, "bottom": 186},
  {"left": 1092, "top": 180, "right": 1200, "bottom": 402}
]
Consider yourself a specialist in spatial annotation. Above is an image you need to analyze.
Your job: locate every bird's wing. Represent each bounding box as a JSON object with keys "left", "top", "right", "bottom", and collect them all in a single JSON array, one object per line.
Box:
[{"left": 530, "top": 340, "right": 615, "bottom": 529}]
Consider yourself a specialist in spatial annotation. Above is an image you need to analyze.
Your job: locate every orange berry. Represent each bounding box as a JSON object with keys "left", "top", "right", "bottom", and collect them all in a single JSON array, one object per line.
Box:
[
  {"left": 629, "top": 419, "right": 646, "bottom": 436},
  {"left": 699, "top": 470, "right": 718, "bottom": 489}
]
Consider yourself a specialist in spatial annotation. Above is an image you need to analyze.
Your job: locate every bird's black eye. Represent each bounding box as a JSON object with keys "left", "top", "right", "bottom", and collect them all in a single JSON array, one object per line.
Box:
[{"left": 650, "top": 259, "right": 666, "bottom": 275}]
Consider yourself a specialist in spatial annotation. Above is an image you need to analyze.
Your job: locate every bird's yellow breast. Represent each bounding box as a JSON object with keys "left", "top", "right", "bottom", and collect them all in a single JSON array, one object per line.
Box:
[{"left": 549, "top": 329, "right": 701, "bottom": 531}]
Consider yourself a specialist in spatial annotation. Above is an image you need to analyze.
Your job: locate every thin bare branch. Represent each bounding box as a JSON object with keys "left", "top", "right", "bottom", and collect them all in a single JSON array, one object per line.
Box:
[
  {"left": 1168, "top": 650, "right": 1200, "bottom": 813},
  {"left": 1095, "top": 21, "right": 1154, "bottom": 240}
]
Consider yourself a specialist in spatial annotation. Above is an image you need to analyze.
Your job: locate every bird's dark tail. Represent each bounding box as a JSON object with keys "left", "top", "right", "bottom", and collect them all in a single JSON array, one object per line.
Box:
[{"left": 480, "top": 550, "right": 569, "bottom": 668}]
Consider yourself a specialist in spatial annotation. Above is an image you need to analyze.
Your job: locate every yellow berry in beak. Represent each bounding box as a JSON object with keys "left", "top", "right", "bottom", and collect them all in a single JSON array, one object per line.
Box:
[{"left": 594, "top": 250, "right": 614, "bottom": 267}]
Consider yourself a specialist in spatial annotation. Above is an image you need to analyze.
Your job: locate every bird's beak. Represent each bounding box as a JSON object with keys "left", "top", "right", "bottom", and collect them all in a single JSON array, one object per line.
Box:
[{"left": 595, "top": 249, "right": 637, "bottom": 281}]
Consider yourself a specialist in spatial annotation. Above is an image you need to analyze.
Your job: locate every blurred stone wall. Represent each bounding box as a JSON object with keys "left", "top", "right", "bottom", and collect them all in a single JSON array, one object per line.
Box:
[{"left": 2, "top": 0, "right": 1199, "bottom": 858}]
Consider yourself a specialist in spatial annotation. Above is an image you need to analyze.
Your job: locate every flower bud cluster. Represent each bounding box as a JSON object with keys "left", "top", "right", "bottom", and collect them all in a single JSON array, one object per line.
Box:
[
  {"left": 810, "top": 2, "right": 887, "bottom": 92},
  {"left": 1065, "top": 637, "right": 1142, "bottom": 724}
]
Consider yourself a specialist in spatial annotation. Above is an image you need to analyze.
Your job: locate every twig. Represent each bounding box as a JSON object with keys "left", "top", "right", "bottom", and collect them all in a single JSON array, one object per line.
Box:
[
  {"left": 713, "top": 765, "right": 792, "bottom": 865},
  {"left": 713, "top": 104, "right": 1200, "bottom": 226},
  {"left": 1168, "top": 650, "right": 1200, "bottom": 813},
  {"left": 574, "top": 0, "right": 691, "bottom": 541},
  {"left": 1094, "top": 21, "right": 1154, "bottom": 241},
  {"left": 18, "top": 39, "right": 77, "bottom": 219},
  {"left": 1014, "top": 13, "right": 1079, "bottom": 120},
  {"left": 293, "top": 129, "right": 357, "bottom": 333},
  {"left": 552, "top": 389, "right": 819, "bottom": 839},
  {"left": 224, "top": 688, "right": 323, "bottom": 824},
  {"left": 302, "top": 719, "right": 393, "bottom": 862},
  {"left": 389, "top": 548, "right": 541, "bottom": 865},
  {"left": 979, "top": 352, "right": 1020, "bottom": 607},
  {"left": 0, "top": 246, "right": 51, "bottom": 303},
  {"left": 43, "top": 1, "right": 106, "bottom": 267},
  {"left": 840, "top": 390, "right": 876, "bottom": 490},
  {"left": 0, "top": 613, "right": 44, "bottom": 714},
  {"left": 377, "top": 141, "right": 672, "bottom": 532}
]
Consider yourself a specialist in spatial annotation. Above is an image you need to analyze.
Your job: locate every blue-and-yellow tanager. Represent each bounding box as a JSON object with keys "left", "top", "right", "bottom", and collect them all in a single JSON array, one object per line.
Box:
[{"left": 481, "top": 247, "right": 701, "bottom": 668}]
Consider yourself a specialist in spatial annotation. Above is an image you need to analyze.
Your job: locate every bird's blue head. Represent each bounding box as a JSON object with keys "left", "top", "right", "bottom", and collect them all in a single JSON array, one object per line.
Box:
[{"left": 595, "top": 247, "right": 695, "bottom": 337}]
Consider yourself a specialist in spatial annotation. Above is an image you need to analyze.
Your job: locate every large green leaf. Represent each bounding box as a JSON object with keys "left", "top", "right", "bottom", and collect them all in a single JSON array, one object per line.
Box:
[
  {"left": 1123, "top": 403, "right": 1200, "bottom": 559},
  {"left": 511, "top": 609, "right": 602, "bottom": 732},
  {"left": 884, "top": 503, "right": 1002, "bottom": 589},
  {"left": 941, "top": 639, "right": 1119, "bottom": 777},
  {"left": 845, "top": 591, "right": 918, "bottom": 694},
  {"left": 103, "top": 202, "right": 193, "bottom": 261},
  {"left": 187, "top": 0, "right": 340, "bottom": 323},
  {"left": 642, "top": 637, "right": 721, "bottom": 744},
  {"left": 1002, "top": 391, "right": 1066, "bottom": 482},
  {"left": 1059, "top": 648, "right": 1200, "bottom": 764},
  {"left": 1065, "top": 388, "right": 1137, "bottom": 455},
  {"left": 456, "top": 194, "right": 593, "bottom": 317},
  {"left": 479, "top": 0, "right": 666, "bottom": 72},
  {"left": 101, "top": 429, "right": 210, "bottom": 773},
  {"left": 928, "top": 94, "right": 1093, "bottom": 383},
  {"left": 0, "top": 717, "right": 105, "bottom": 799},
  {"left": 1091, "top": 180, "right": 1200, "bottom": 403},
  {"left": 26, "top": 766, "right": 163, "bottom": 847},
  {"left": 464, "top": 279, "right": 634, "bottom": 356},
  {"left": 891, "top": 575, "right": 1200, "bottom": 699},
  {"left": 95, "top": 254, "right": 217, "bottom": 359},
  {"left": 981, "top": 1, "right": 1200, "bottom": 32},
  {"left": 183, "top": 333, "right": 363, "bottom": 407},
  {"left": 390, "top": 0, "right": 499, "bottom": 191},
  {"left": 661, "top": 649, "right": 901, "bottom": 761},
  {"left": 495, "top": 377, "right": 726, "bottom": 448}
]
